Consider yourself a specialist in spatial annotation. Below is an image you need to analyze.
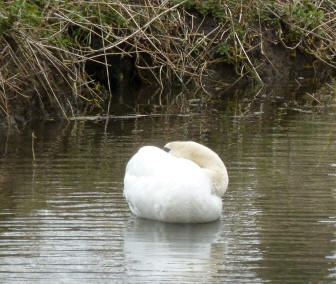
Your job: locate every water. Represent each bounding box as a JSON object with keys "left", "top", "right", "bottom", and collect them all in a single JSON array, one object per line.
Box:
[{"left": 0, "top": 112, "right": 335, "bottom": 283}]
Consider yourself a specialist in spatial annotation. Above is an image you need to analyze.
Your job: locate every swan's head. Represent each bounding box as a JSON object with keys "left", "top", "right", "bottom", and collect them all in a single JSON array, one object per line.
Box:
[{"left": 163, "top": 141, "right": 229, "bottom": 196}]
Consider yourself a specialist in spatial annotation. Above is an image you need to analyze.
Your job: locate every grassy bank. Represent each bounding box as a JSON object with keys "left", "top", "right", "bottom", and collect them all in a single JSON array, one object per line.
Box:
[{"left": 0, "top": 0, "right": 335, "bottom": 127}]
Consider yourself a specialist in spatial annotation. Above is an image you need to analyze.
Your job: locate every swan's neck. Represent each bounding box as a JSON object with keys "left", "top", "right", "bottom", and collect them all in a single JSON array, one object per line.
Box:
[
  {"left": 203, "top": 167, "right": 228, "bottom": 197},
  {"left": 165, "top": 141, "right": 229, "bottom": 197}
]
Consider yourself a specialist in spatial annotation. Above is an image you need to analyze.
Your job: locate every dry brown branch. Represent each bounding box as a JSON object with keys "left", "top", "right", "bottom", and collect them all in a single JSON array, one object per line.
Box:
[{"left": 1, "top": 0, "right": 335, "bottom": 126}]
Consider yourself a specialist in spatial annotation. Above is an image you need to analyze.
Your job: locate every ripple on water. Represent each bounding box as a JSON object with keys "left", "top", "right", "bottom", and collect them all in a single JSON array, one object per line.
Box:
[{"left": 0, "top": 114, "right": 335, "bottom": 283}]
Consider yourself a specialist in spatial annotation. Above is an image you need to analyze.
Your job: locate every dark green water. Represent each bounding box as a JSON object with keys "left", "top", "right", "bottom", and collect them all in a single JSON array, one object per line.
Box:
[{"left": 0, "top": 112, "right": 335, "bottom": 283}]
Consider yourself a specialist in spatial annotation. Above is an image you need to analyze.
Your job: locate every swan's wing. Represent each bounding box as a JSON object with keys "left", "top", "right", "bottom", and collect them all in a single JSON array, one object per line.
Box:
[
  {"left": 125, "top": 146, "right": 172, "bottom": 177},
  {"left": 124, "top": 146, "right": 209, "bottom": 190},
  {"left": 123, "top": 146, "right": 218, "bottom": 222}
]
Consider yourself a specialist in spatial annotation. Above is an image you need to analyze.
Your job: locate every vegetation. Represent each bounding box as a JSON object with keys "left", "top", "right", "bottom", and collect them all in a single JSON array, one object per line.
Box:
[{"left": 0, "top": 0, "right": 335, "bottom": 127}]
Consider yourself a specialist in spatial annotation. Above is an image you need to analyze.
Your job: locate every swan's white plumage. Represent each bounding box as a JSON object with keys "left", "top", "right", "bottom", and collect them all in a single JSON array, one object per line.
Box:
[{"left": 123, "top": 142, "right": 228, "bottom": 223}]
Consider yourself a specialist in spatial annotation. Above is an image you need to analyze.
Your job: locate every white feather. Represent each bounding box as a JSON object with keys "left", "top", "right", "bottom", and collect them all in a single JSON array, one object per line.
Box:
[{"left": 123, "top": 142, "right": 228, "bottom": 223}]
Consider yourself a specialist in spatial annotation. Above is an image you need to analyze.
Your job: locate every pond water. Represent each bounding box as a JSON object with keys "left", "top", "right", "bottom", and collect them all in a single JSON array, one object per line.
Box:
[{"left": 0, "top": 111, "right": 335, "bottom": 283}]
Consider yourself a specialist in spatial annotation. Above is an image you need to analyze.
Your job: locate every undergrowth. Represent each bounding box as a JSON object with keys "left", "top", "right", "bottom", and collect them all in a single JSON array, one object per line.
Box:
[{"left": 0, "top": 0, "right": 335, "bottom": 127}]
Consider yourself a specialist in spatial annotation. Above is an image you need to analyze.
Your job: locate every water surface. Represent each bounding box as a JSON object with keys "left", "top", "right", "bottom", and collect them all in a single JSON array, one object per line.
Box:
[{"left": 0, "top": 112, "right": 335, "bottom": 283}]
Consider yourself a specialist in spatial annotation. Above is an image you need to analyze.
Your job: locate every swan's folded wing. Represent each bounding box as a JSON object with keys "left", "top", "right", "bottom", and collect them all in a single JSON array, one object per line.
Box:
[{"left": 123, "top": 146, "right": 219, "bottom": 222}]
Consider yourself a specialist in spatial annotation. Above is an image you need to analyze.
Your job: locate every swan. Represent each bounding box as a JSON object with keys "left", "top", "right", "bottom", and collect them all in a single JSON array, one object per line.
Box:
[{"left": 123, "top": 141, "right": 229, "bottom": 223}]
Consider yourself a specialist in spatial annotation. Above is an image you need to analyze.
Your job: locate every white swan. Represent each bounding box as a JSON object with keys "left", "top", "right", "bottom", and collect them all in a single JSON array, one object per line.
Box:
[{"left": 123, "top": 141, "right": 229, "bottom": 223}]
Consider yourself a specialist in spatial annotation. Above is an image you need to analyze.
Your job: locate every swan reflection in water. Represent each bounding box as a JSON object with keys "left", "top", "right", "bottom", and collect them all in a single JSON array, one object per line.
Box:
[{"left": 123, "top": 217, "right": 227, "bottom": 281}]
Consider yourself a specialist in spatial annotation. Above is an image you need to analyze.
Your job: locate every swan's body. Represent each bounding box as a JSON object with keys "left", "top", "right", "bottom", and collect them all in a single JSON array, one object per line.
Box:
[{"left": 123, "top": 141, "right": 229, "bottom": 223}]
